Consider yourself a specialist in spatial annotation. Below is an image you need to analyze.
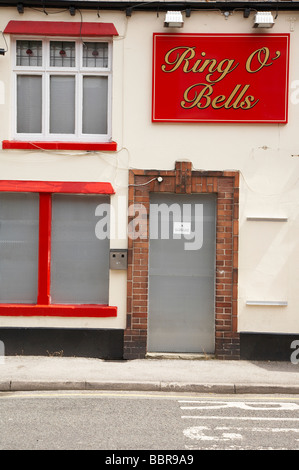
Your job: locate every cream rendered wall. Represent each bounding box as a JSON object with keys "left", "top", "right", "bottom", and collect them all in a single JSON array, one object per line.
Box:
[
  {"left": 0, "top": 8, "right": 128, "bottom": 329},
  {"left": 120, "top": 9, "right": 299, "bottom": 335},
  {"left": 0, "top": 7, "right": 298, "bottom": 335}
]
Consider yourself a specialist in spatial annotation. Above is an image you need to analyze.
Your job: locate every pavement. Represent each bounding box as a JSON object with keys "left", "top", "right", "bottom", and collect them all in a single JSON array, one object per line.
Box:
[{"left": 1, "top": 355, "right": 299, "bottom": 394}]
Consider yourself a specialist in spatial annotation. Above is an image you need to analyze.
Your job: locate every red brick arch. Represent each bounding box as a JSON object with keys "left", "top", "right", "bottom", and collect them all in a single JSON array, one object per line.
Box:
[{"left": 124, "top": 161, "right": 239, "bottom": 359}]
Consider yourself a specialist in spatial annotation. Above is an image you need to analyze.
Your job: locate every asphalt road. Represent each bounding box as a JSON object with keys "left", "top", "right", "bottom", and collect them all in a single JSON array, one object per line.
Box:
[{"left": 0, "top": 391, "right": 299, "bottom": 451}]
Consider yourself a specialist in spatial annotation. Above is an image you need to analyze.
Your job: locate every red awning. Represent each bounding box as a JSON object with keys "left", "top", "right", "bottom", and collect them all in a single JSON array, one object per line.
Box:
[
  {"left": 4, "top": 20, "right": 118, "bottom": 37},
  {"left": 0, "top": 180, "right": 115, "bottom": 194}
]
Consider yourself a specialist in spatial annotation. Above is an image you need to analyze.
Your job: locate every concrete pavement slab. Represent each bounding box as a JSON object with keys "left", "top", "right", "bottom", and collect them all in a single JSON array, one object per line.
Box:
[{"left": 0, "top": 356, "right": 299, "bottom": 393}]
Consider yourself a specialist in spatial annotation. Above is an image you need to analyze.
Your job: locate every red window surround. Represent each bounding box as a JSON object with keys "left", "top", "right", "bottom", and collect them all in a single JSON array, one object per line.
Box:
[
  {"left": 3, "top": 20, "right": 118, "bottom": 152},
  {"left": 0, "top": 180, "right": 117, "bottom": 318}
]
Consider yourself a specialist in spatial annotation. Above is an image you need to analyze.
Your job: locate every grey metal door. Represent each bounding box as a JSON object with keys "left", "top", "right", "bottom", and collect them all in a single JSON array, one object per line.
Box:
[{"left": 148, "top": 193, "right": 216, "bottom": 353}]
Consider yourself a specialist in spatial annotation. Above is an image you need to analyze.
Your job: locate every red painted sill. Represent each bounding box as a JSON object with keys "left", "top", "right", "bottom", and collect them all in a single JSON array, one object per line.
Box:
[{"left": 0, "top": 304, "right": 117, "bottom": 318}]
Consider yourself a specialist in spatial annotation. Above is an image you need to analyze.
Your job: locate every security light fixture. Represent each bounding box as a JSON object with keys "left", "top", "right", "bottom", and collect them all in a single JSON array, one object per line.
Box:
[
  {"left": 253, "top": 11, "right": 275, "bottom": 28},
  {"left": 164, "top": 11, "right": 184, "bottom": 28}
]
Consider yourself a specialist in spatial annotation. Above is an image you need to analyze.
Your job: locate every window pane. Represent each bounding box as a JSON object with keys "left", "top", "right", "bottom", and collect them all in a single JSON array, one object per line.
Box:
[
  {"left": 50, "top": 195, "right": 110, "bottom": 304},
  {"left": 50, "top": 41, "right": 75, "bottom": 67},
  {"left": 17, "top": 75, "right": 42, "bottom": 133},
  {"left": 83, "top": 76, "right": 108, "bottom": 134},
  {"left": 0, "top": 193, "right": 39, "bottom": 303},
  {"left": 16, "top": 40, "right": 42, "bottom": 66},
  {"left": 83, "top": 42, "right": 108, "bottom": 68},
  {"left": 50, "top": 75, "right": 75, "bottom": 134}
]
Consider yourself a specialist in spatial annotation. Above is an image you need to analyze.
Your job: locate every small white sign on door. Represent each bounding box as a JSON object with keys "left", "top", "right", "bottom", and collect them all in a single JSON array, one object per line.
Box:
[{"left": 173, "top": 222, "right": 191, "bottom": 235}]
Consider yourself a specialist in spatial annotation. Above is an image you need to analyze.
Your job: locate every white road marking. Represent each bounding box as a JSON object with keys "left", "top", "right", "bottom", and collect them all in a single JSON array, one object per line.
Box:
[
  {"left": 182, "top": 415, "right": 299, "bottom": 421},
  {"left": 179, "top": 400, "right": 299, "bottom": 411},
  {"left": 218, "top": 426, "right": 299, "bottom": 434},
  {"left": 181, "top": 399, "right": 299, "bottom": 448},
  {"left": 183, "top": 424, "right": 299, "bottom": 445},
  {"left": 183, "top": 426, "right": 243, "bottom": 442}
]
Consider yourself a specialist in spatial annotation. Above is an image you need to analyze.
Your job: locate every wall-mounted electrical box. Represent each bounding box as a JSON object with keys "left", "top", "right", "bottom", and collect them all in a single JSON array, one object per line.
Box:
[{"left": 110, "top": 249, "right": 128, "bottom": 270}]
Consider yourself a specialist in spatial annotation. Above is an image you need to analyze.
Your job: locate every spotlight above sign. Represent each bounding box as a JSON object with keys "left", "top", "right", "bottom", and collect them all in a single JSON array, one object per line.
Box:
[{"left": 253, "top": 11, "right": 275, "bottom": 28}]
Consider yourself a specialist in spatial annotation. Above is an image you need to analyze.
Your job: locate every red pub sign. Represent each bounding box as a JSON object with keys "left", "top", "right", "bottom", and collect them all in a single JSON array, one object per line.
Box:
[{"left": 152, "top": 33, "right": 290, "bottom": 123}]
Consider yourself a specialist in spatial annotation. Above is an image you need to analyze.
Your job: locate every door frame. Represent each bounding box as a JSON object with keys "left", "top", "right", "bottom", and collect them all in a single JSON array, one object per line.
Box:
[{"left": 124, "top": 161, "right": 239, "bottom": 360}]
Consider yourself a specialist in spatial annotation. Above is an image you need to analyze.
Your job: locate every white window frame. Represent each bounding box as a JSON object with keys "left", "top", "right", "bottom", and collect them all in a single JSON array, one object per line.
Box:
[{"left": 11, "top": 35, "right": 112, "bottom": 142}]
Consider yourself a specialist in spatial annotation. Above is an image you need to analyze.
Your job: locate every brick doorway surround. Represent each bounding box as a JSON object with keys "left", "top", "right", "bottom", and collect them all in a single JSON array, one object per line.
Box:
[{"left": 124, "top": 161, "right": 240, "bottom": 360}]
